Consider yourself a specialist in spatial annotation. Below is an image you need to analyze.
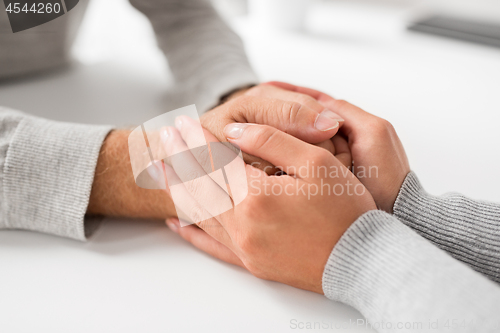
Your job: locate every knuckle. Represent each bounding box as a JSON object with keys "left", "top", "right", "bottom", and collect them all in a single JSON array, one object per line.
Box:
[
  {"left": 252, "top": 127, "right": 281, "bottom": 152},
  {"left": 238, "top": 195, "right": 261, "bottom": 220},
  {"left": 248, "top": 191, "right": 266, "bottom": 211},
  {"left": 316, "top": 140, "right": 335, "bottom": 155},
  {"left": 308, "top": 147, "right": 334, "bottom": 165},
  {"left": 231, "top": 95, "right": 263, "bottom": 122},
  {"left": 237, "top": 201, "right": 252, "bottom": 219},
  {"left": 381, "top": 118, "right": 395, "bottom": 132},
  {"left": 233, "top": 94, "right": 255, "bottom": 107},
  {"left": 245, "top": 260, "right": 268, "bottom": 279},
  {"left": 281, "top": 101, "right": 303, "bottom": 131},
  {"left": 333, "top": 99, "right": 351, "bottom": 111},
  {"left": 295, "top": 94, "right": 317, "bottom": 108},
  {"left": 223, "top": 95, "right": 253, "bottom": 114},
  {"left": 237, "top": 232, "right": 259, "bottom": 256},
  {"left": 368, "top": 118, "right": 394, "bottom": 138},
  {"left": 245, "top": 85, "right": 263, "bottom": 96}
]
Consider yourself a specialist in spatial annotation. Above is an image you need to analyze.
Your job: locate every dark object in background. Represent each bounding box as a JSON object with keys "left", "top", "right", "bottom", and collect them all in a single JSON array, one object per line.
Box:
[{"left": 408, "top": 15, "right": 500, "bottom": 48}]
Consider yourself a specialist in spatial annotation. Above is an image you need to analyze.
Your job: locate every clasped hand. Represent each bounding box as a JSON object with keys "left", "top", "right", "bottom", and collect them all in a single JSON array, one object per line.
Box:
[{"left": 160, "top": 82, "right": 410, "bottom": 294}]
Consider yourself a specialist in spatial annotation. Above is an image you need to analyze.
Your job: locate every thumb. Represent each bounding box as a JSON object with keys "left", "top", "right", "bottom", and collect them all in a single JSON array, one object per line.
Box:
[
  {"left": 264, "top": 82, "right": 374, "bottom": 140},
  {"left": 224, "top": 123, "right": 344, "bottom": 176},
  {"left": 223, "top": 96, "right": 342, "bottom": 144}
]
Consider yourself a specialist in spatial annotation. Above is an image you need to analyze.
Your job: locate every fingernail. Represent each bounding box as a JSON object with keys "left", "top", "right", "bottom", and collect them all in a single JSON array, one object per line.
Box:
[
  {"left": 166, "top": 218, "right": 179, "bottom": 233},
  {"left": 160, "top": 128, "right": 170, "bottom": 144},
  {"left": 224, "top": 123, "right": 251, "bottom": 140},
  {"left": 315, "top": 110, "right": 344, "bottom": 131},
  {"left": 175, "top": 117, "right": 183, "bottom": 131}
]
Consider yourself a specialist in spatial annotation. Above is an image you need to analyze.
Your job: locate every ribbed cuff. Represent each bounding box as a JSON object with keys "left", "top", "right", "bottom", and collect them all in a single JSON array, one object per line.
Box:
[
  {"left": 322, "top": 210, "right": 500, "bottom": 332},
  {"left": 322, "top": 210, "right": 414, "bottom": 310},
  {"left": 2, "top": 115, "right": 113, "bottom": 241},
  {"left": 393, "top": 172, "right": 500, "bottom": 283}
]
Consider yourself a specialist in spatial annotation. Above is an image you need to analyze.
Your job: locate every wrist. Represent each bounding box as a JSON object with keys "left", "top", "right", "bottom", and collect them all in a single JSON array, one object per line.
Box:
[{"left": 87, "top": 130, "right": 176, "bottom": 220}]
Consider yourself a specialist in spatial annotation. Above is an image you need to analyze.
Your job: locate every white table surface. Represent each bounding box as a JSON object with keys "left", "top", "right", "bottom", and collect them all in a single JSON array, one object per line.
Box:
[{"left": 1, "top": 1, "right": 500, "bottom": 332}]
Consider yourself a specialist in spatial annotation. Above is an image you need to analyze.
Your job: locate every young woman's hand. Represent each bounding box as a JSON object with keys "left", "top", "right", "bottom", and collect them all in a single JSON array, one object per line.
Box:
[
  {"left": 162, "top": 116, "right": 375, "bottom": 294},
  {"left": 266, "top": 82, "right": 410, "bottom": 213}
]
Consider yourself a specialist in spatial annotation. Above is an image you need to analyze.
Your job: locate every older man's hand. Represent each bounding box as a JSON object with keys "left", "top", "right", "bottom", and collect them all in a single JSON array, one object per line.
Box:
[{"left": 201, "top": 83, "right": 347, "bottom": 174}]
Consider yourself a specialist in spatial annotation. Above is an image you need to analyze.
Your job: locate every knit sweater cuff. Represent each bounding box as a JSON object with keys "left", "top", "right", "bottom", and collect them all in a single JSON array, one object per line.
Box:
[
  {"left": 322, "top": 210, "right": 413, "bottom": 309},
  {"left": 322, "top": 210, "right": 500, "bottom": 332},
  {"left": 1, "top": 114, "right": 113, "bottom": 241},
  {"left": 393, "top": 171, "right": 500, "bottom": 283}
]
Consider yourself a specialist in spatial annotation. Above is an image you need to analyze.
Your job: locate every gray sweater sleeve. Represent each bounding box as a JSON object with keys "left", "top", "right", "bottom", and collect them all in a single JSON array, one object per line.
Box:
[
  {"left": 0, "top": 107, "right": 112, "bottom": 240},
  {"left": 1, "top": 0, "right": 257, "bottom": 110},
  {"left": 128, "top": 0, "right": 259, "bottom": 112},
  {"left": 0, "top": 0, "right": 257, "bottom": 241},
  {"left": 393, "top": 172, "right": 500, "bottom": 283},
  {"left": 323, "top": 210, "right": 500, "bottom": 332}
]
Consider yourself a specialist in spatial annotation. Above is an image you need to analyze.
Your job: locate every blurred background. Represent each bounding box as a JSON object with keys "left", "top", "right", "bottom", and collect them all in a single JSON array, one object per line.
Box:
[{"left": 72, "top": 0, "right": 500, "bottom": 63}]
